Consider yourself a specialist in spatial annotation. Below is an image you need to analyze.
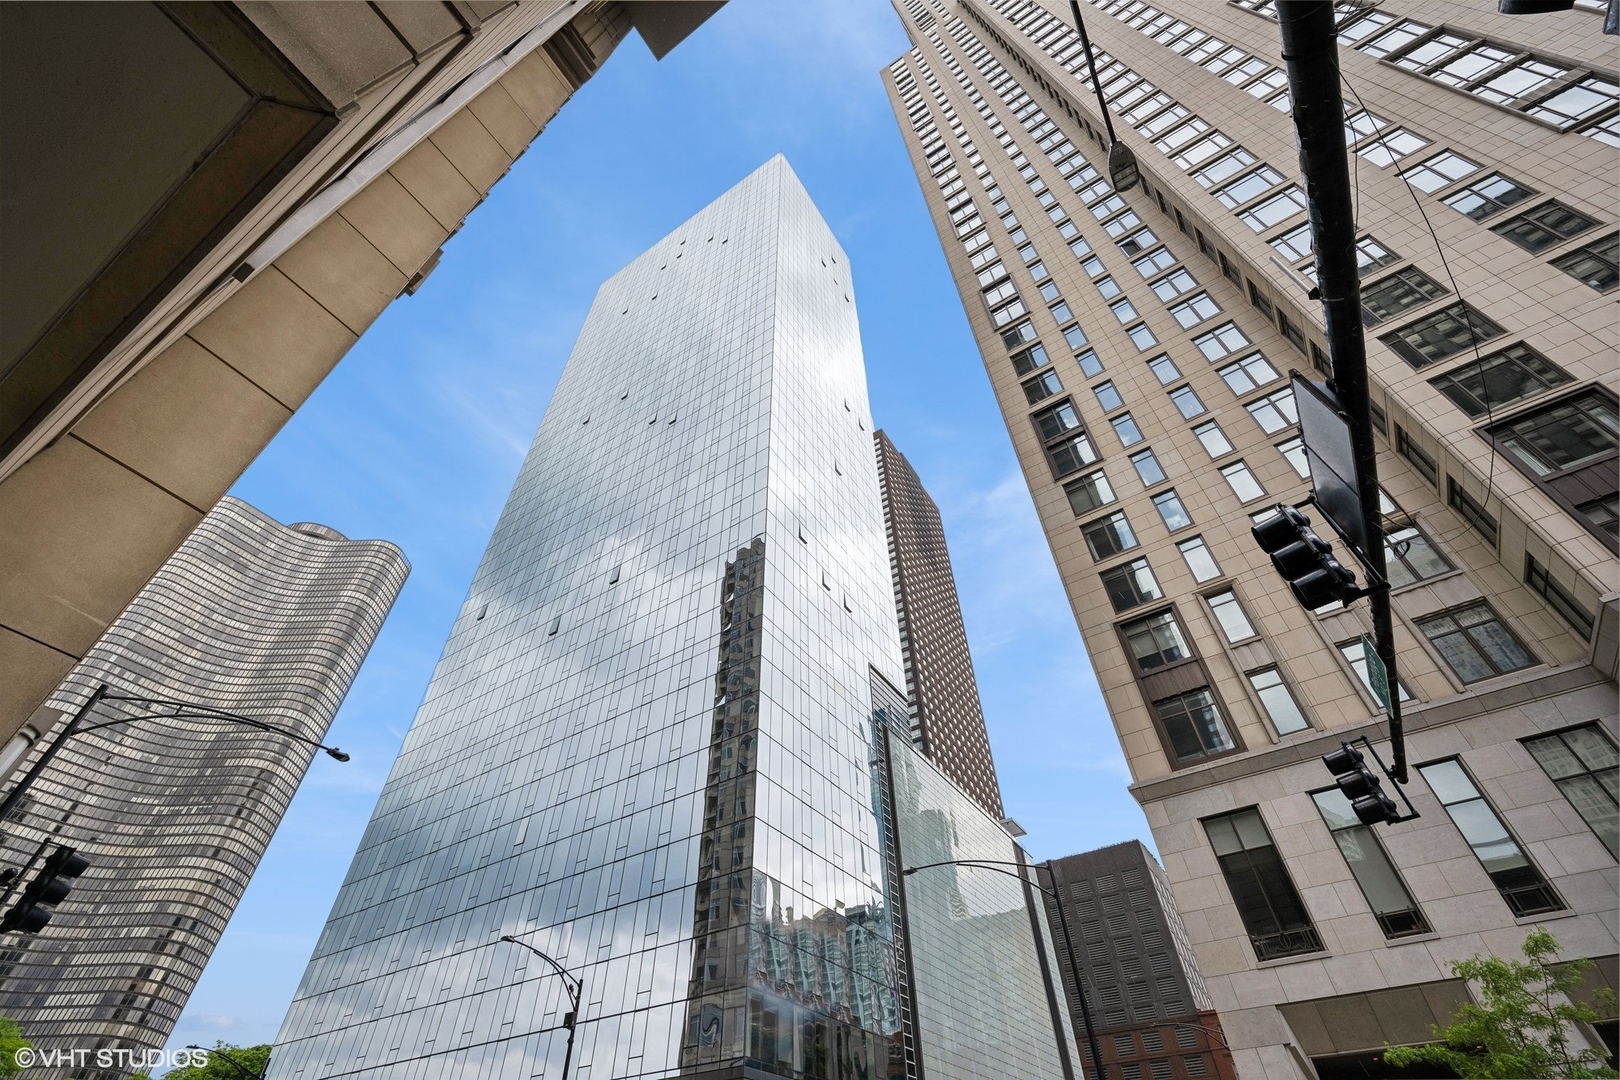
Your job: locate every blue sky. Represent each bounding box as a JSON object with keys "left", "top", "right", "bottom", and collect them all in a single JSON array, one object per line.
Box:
[{"left": 169, "top": 0, "right": 1151, "bottom": 1052}]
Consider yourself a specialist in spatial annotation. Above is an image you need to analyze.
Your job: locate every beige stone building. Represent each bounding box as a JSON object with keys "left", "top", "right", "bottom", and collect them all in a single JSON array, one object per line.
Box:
[
  {"left": 0, "top": 0, "right": 720, "bottom": 749},
  {"left": 882, "top": 0, "right": 1617, "bottom": 1076}
]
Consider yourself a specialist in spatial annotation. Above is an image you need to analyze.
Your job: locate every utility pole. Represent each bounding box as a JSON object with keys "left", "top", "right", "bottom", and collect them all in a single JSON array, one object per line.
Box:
[{"left": 1275, "top": 2, "right": 1407, "bottom": 782}]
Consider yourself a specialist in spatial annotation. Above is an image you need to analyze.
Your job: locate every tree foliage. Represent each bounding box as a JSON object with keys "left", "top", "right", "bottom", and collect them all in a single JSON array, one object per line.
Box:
[
  {"left": 1384, "top": 928, "right": 1617, "bottom": 1079},
  {"left": 132, "top": 1042, "right": 271, "bottom": 1080},
  {"left": 0, "top": 1018, "right": 30, "bottom": 1080}
]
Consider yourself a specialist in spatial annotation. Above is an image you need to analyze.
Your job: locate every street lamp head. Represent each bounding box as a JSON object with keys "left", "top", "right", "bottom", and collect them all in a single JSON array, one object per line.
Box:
[
  {"left": 900, "top": 867, "right": 916, "bottom": 876},
  {"left": 325, "top": 747, "right": 350, "bottom": 762},
  {"left": 500, "top": 934, "right": 517, "bottom": 943}
]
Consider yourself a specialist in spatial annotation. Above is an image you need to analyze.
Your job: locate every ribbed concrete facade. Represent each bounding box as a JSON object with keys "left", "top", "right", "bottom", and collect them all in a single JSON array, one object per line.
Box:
[
  {"left": 0, "top": 497, "right": 407, "bottom": 1080},
  {"left": 883, "top": 1, "right": 1617, "bottom": 1076},
  {"left": 874, "top": 429, "right": 1004, "bottom": 817}
]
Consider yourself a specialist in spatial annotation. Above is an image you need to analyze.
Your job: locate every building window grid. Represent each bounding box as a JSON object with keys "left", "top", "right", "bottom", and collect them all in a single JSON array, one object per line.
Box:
[
  {"left": 1522, "top": 725, "right": 1618, "bottom": 858},
  {"left": 1417, "top": 758, "right": 1564, "bottom": 917}
]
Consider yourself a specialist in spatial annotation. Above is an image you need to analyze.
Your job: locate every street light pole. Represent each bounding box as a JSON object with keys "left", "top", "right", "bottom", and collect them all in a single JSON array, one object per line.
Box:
[
  {"left": 0, "top": 686, "right": 351, "bottom": 828},
  {"left": 902, "top": 859, "right": 1108, "bottom": 1080},
  {"left": 500, "top": 935, "right": 582, "bottom": 1080}
]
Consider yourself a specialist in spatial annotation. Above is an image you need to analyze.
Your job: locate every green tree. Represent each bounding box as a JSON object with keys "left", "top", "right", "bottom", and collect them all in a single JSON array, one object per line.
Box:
[
  {"left": 137, "top": 1042, "right": 271, "bottom": 1080},
  {"left": 1384, "top": 928, "right": 1617, "bottom": 1079},
  {"left": 0, "top": 1017, "right": 31, "bottom": 1079}
]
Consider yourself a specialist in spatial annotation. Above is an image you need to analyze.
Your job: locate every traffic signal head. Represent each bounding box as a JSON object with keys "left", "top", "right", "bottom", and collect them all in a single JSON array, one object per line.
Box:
[
  {"left": 1252, "top": 505, "right": 1363, "bottom": 610},
  {"left": 1, "top": 846, "right": 88, "bottom": 934},
  {"left": 1322, "top": 743, "right": 1398, "bottom": 826}
]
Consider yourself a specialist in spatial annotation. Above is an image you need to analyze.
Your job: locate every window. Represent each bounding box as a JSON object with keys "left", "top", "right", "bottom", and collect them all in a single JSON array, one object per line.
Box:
[
  {"left": 1148, "top": 354, "right": 1182, "bottom": 385},
  {"left": 1193, "top": 421, "right": 1234, "bottom": 458},
  {"left": 1218, "top": 352, "right": 1280, "bottom": 394},
  {"left": 1277, "top": 436, "right": 1309, "bottom": 478},
  {"left": 1110, "top": 297, "right": 1140, "bottom": 323},
  {"left": 1526, "top": 76, "right": 1618, "bottom": 129},
  {"left": 1523, "top": 725, "right": 1617, "bottom": 857},
  {"left": 1446, "top": 477, "right": 1498, "bottom": 547},
  {"left": 1076, "top": 348, "right": 1105, "bottom": 378},
  {"left": 1524, "top": 553, "right": 1595, "bottom": 639},
  {"left": 1487, "top": 390, "right": 1618, "bottom": 478},
  {"left": 1356, "top": 237, "right": 1399, "bottom": 275},
  {"left": 1111, "top": 413, "right": 1145, "bottom": 446},
  {"left": 1213, "top": 165, "right": 1284, "bottom": 208},
  {"left": 1577, "top": 495, "right": 1618, "bottom": 541},
  {"left": 1417, "top": 602, "right": 1536, "bottom": 683},
  {"left": 1361, "top": 267, "right": 1449, "bottom": 324},
  {"left": 1245, "top": 388, "right": 1298, "bottom": 434},
  {"left": 1121, "top": 609, "right": 1190, "bottom": 671},
  {"left": 1247, "top": 281, "right": 1274, "bottom": 318},
  {"left": 1102, "top": 558, "right": 1162, "bottom": 612},
  {"left": 1312, "top": 789, "right": 1431, "bottom": 938},
  {"left": 1396, "top": 427, "right": 1438, "bottom": 486},
  {"left": 1158, "top": 689, "right": 1237, "bottom": 765},
  {"left": 1238, "top": 187, "right": 1309, "bottom": 231},
  {"left": 1220, "top": 461, "right": 1266, "bottom": 502},
  {"left": 1550, "top": 233, "right": 1619, "bottom": 292},
  {"left": 1490, "top": 201, "right": 1598, "bottom": 253},
  {"left": 1383, "top": 526, "right": 1452, "bottom": 587},
  {"left": 1095, "top": 275, "right": 1122, "bottom": 300},
  {"left": 1355, "top": 128, "right": 1430, "bottom": 167},
  {"left": 1380, "top": 302, "right": 1504, "bottom": 368},
  {"left": 1169, "top": 385, "right": 1206, "bottom": 419},
  {"left": 1051, "top": 433, "right": 1101, "bottom": 477},
  {"left": 1133, "top": 247, "right": 1177, "bottom": 277},
  {"left": 1083, "top": 511, "right": 1139, "bottom": 560},
  {"left": 1152, "top": 489, "right": 1192, "bottom": 531},
  {"left": 1065, "top": 469, "right": 1116, "bottom": 516},
  {"left": 1269, "top": 223, "right": 1313, "bottom": 262},
  {"left": 1357, "top": 19, "right": 1432, "bottom": 58},
  {"left": 1418, "top": 759, "right": 1563, "bottom": 917},
  {"left": 1244, "top": 667, "right": 1307, "bottom": 734},
  {"left": 1399, "top": 150, "right": 1480, "bottom": 193},
  {"left": 1011, "top": 342, "right": 1052, "bottom": 376},
  {"left": 1177, "top": 536, "right": 1222, "bottom": 582},
  {"left": 1023, "top": 369, "right": 1063, "bottom": 404},
  {"left": 1193, "top": 322, "right": 1249, "bottom": 361},
  {"left": 1131, "top": 448, "right": 1167, "bottom": 485},
  {"left": 1428, "top": 343, "right": 1570, "bottom": 418},
  {"left": 1192, "top": 147, "right": 1257, "bottom": 188},
  {"left": 1035, "top": 399, "right": 1083, "bottom": 441},
  {"left": 1094, "top": 381, "right": 1124, "bottom": 411},
  {"left": 1150, "top": 268, "right": 1198, "bottom": 301},
  {"left": 1003, "top": 321, "right": 1038, "bottom": 349},
  {"left": 1050, "top": 299, "right": 1074, "bottom": 322},
  {"left": 1203, "top": 808, "right": 1322, "bottom": 960},
  {"left": 1442, "top": 173, "right": 1534, "bottom": 221},
  {"left": 1168, "top": 293, "right": 1221, "bottom": 328},
  {"left": 1206, "top": 589, "right": 1256, "bottom": 642},
  {"left": 1127, "top": 324, "right": 1158, "bottom": 350},
  {"left": 1343, "top": 107, "right": 1390, "bottom": 143}
]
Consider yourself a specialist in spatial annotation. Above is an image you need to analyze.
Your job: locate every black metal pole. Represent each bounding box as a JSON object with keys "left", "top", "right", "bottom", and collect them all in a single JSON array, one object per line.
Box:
[
  {"left": 501, "top": 935, "right": 582, "bottom": 1080},
  {"left": 0, "top": 684, "right": 106, "bottom": 826},
  {"left": 559, "top": 978, "right": 579, "bottom": 1080},
  {"left": 1040, "top": 861, "right": 1107, "bottom": 1080},
  {"left": 1069, "top": 0, "right": 1117, "bottom": 142},
  {"left": 1277, "top": 2, "right": 1406, "bottom": 782}
]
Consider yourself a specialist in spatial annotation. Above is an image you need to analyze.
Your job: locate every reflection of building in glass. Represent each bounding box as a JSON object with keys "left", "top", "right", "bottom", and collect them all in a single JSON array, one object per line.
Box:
[
  {"left": 1045, "top": 843, "right": 1235, "bottom": 1080},
  {"left": 884, "top": 0, "right": 1618, "bottom": 1073},
  {"left": 881, "top": 698, "right": 1078, "bottom": 1080},
  {"left": 0, "top": 498, "right": 407, "bottom": 1079},
  {"left": 874, "top": 430, "right": 1004, "bottom": 817},
  {"left": 270, "top": 156, "right": 1074, "bottom": 1080}
]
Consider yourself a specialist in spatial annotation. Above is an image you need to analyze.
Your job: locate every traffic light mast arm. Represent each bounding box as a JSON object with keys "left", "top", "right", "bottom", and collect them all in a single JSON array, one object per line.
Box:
[
  {"left": 1277, "top": 4, "right": 1407, "bottom": 783},
  {"left": 1290, "top": 492, "right": 1391, "bottom": 591}
]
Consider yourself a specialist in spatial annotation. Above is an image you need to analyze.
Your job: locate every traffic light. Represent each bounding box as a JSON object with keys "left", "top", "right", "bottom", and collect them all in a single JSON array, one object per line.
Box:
[
  {"left": 1323, "top": 744, "right": 1399, "bottom": 825},
  {"left": 1, "top": 846, "right": 88, "bottom": 934},
  {"left": 1251, "top": 505, "right": 1362, "bottom": 610}
]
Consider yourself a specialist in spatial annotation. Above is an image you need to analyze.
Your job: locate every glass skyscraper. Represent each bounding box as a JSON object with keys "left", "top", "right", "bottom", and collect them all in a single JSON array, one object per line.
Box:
[
  {"left": 270, "top": 157, "right": 1074, "bottom": 1080},
  {"left": 0, "top": 497, "right": 407, "bottom": 1079}
]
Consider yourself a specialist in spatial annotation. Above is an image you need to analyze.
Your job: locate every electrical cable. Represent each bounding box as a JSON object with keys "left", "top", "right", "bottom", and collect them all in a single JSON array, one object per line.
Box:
[{"left": 1338, "top": 72, "right": 1505, "bottom": 517}]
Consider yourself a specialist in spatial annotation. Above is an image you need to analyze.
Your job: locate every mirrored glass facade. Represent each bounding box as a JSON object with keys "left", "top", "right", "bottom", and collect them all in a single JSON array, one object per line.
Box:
[
  {"left": 0, "top": 498, "right": 408, "bottom": 1079},
  {"left": 271, "top": 157, "right": 913, "bottom": 1080}
]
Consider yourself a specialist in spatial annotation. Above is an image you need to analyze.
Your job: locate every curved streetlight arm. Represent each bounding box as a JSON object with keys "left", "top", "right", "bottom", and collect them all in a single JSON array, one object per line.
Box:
[
  {"left": 85, "top": 703, "right": 348, "bottom": 760},
  {"left": 185, "top": 1044, "right": 266, "bottom": 1080},
  {"left": 499, "top": 936, "right": 582, "bottom": 997},
  {"left": 902, "top": 859, "right": 1051, "bottom": 896}
]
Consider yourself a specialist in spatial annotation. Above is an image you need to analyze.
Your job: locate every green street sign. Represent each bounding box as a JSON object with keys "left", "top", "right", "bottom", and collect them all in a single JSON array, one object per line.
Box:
[{"left": 1362, "top": 636, "right": 1391, "bottom": 714}]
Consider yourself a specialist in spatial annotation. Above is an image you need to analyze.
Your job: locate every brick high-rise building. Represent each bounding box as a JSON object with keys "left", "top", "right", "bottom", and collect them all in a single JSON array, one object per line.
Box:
[
  {"left": 883, "top": 1, "right": 1617, "bottom": 1076},
  {"left": 875, "top": 429, "right": 1004, "bottom": 817}
]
